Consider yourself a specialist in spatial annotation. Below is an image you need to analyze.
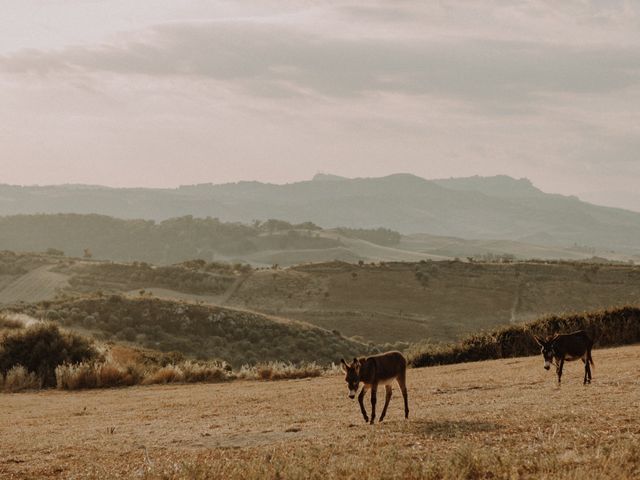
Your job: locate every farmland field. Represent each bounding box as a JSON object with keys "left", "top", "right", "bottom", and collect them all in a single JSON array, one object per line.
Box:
[
  {"left": 0, "top": 265, "right": 69, "bottom": 305},
  {"left": 2, "top": 344, "right": 639, "bottom": 479}
]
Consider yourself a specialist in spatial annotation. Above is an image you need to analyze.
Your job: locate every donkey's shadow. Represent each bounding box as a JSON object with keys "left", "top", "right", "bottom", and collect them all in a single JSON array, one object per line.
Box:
[{"left": 392, "top": 419, "right": 502, "bottom": 439}]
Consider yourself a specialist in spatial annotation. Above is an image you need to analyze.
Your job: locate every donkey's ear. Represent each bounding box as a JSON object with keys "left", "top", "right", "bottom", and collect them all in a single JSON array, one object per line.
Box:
[
  {"left": 340, "top": 359, "right": 348, "bottom": 372},
  {"left": 533, "top": 335, "right": 544, "bottom": 346}
]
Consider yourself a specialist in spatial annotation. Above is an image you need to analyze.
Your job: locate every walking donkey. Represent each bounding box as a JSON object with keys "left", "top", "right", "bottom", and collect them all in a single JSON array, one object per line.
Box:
[
  {"left": 340, "top": 351, "right": 409, "bottom": 424},
  {"left": 534, "top": 330, "right": 594, "bottom": 385}
]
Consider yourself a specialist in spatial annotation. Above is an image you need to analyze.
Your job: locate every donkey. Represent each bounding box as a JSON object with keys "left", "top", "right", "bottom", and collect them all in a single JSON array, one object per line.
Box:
[
  {"left": 534, "top": 330, "right": 594, "bottom": 385},
  {"left": 340, "top": 351, "right": 409, "bottom": 424}
]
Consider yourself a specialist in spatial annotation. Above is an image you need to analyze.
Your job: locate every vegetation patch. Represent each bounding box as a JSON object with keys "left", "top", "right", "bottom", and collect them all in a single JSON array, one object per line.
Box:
[
  {"left": 64, "top": 261, "right": 237, "bottom": 296},
  {"left": 332, "top": 227, "right": 401, "bottom": 246},
  {"left": 409, "top": 306, "right": 640, "bottom": 368},
  {"left": 0, "top": 323, "right": 97, "bottom": 388},
  {"left": 5, "top": 295, "right": 369, "bottom": 368}
]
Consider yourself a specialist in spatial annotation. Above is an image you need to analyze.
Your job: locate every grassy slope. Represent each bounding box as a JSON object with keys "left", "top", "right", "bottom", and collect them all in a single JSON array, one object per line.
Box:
[
  {"left": 2, "top": 343, "right": 639, "bottom": 479},
  {"left": 3, "top": 254, "right": 640, "bottom": 348},
  {"left": 5, "top": 296, "right": 369, "bottom": 367},
  {"left": 228, "top": 261, "right": 640, "bottom": 344}
]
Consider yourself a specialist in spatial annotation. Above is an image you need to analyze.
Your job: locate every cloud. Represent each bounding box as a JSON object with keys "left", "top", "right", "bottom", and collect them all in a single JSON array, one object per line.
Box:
[{"left": 2, "top": 19, "right": 639, "bottom": 104}]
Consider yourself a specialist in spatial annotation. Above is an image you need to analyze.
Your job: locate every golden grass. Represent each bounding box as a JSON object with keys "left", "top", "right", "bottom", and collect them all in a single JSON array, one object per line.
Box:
[
  {"left": 244, "top": 361, "right": 325, "bottom": 381},
  {"left": 1, "top": 365, "right": 41, "bottom": 392},
  {"left": 0, "top": 315, "right": 24, "bottom": 330},
  {"left": 1, "top": 344, "right": 639, "bottom": 479}
]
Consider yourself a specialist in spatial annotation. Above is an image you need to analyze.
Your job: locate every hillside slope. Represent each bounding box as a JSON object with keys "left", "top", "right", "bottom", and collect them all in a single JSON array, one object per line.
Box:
[
  {"left": 227, "top": 260, "right": 640, "bottom": 343},
  {"left": 2, "top": 174, "right": 640, "bottom": 253},
  {"left": 4, "top": 296, "right": 369, "bottom": 366},
  {"left": 2, "top": 344, "right": 639, "bottom": 479},
  {"left": 2, "top": 214, "right": 622, "bottom": 267}
]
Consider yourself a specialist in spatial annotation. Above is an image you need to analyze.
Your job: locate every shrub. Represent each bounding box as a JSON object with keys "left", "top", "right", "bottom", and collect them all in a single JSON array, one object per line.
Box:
[
  {"left": 142, "top": 365, "right": 185, "bottom": 385},
  {"left": 0, "top": 316, "right": 23, "bottom": 330},
  {"left": 0, "top": 323, "right": 97, "bottom": 387},
  {"left": 55, "top": 361, "right": 142, "bottom": 390},
  {"left": 180, "top": 361, "right": 231, "bottom": 383},
  {"left": 2, "top": 365, "right": 41, "bottom": 392},
  {"left": 409, "top": 306, "right": 640, "bottom": 368},
  {"left": 242, "top": 362, "right": 324, "bottom": 381}
]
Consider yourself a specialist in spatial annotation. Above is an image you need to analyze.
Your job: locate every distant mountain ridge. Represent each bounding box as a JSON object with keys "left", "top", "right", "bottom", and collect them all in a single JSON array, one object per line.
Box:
[{"left": 1, "top": 174, "right": 640, "bottom": 253}]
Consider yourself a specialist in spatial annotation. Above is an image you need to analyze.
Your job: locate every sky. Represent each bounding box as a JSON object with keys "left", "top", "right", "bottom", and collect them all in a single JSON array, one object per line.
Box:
[{"left": 0, "top": 1, "right": 639, "bottom": 209}]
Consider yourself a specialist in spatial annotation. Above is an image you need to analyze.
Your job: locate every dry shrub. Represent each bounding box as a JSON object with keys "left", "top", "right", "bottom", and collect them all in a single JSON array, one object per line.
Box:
[
  {"left": 142, "top": 361, "right": 233, "bottom": 385},
  {"left": 2, "top": 365, "right": 41, "bottom": 392},
  {"left": 241, "top": 361, "right": 324, "bottom": 381},
  {"left": 0, "top": 323, "right": 97, "bottom": 387},
  {"left": 56, "top": 362, "right": 143, "bottom": 390},
  {"left": 0, "top": 316, "right": 24, "bottom": 330},
  {"left": 180, "top": 361, "right": 230, "bottom": 383},
  {"left": 142, "top": 365, "right": 185, "bottom": 385}
]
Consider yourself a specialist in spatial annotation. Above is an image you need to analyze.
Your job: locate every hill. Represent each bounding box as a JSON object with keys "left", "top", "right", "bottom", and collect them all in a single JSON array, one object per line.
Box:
[
  {"left": 227, "top": 260, "right": 640, "bottom": 343},
  {"left": 2, "top": 174, "right": 640, "bottom": 254},
  {"left": 2, "top": 253, "right": 640, "bottom": 346},
  {"left": 2, "top": 343, "right": 639, "bottom": 478},
  {"left": 0, "top": 214, "right": 634, "bottom": 268},
  {"left": 3, "top": 295, "right": 370, "bottom": 367}
]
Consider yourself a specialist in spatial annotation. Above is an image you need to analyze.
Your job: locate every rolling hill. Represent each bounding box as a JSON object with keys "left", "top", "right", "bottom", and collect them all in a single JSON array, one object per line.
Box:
[
  {"left": 0, "top": 213, "right": 634, "bottom": 267},
  {"left": 226, "top": 260, "right": 640, "bottom": 343},
  {"left": 2, "top": 174, "right": 640, "bottom": 254},
  {"left": 2, "top": 253, "right": 640, "bottom": 346},
  {"left": 3, "top": 295, "right": 370, "bottom": 367}
]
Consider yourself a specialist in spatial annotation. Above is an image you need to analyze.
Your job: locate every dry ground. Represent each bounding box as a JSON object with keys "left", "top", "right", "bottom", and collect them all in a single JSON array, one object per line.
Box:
[{"left": 1, "top": 345, "right": 639, "bottom": 479}]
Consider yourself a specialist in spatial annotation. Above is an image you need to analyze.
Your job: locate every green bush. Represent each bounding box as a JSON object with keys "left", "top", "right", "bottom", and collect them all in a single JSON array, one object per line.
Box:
[
  {"left": 0, "top": 323, "right": 98, "bottom": 387},
  {"left": 409, "top": 306, "right": 640, "bottom": 368}
]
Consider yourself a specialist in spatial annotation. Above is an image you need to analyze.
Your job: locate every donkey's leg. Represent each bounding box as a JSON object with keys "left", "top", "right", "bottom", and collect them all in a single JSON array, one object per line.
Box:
[
  {"left": 369, "top": 383, "right": 378, "bottom": 425},
  {"left": 358, "top": 385, "right": 370, "bottom": 423},
  {"left": 397, "top": 374, "right": 409, "bottom": 419},
  {"left": 582, "top": 358, "right": 588, "bottom": 385},
  {"left": 586, "top": 351, "right": 593, "bottom": 384},
  {"left": 379, "top": 385, "right": 393, "bottom": 423},
  {"left": 556, "top": 358, "right": 564, "bottom": 384}
]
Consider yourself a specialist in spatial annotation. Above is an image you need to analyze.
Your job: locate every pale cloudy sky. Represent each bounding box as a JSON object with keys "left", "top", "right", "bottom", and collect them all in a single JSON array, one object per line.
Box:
[{"left": 1, "top": 1, "right": 639, "bottom": 208}]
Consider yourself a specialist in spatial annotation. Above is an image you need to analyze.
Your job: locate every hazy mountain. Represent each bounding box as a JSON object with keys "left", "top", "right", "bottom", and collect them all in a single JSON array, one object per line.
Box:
[{"left": 2, "top": 174, "right": 640, "bottom": 253}]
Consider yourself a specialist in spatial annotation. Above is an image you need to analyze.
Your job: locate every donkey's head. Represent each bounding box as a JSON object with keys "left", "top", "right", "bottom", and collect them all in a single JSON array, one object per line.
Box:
[
  {"left": 534, "top": 336, "right": 555, "bottom": 370},
  {"left": 340, "top": 358, "right": 362, "bottom": 399}
]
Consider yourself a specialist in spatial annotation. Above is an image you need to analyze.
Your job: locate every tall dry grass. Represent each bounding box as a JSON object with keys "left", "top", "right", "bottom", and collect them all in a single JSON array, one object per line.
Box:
[
  {"left": 242, "top": 361, "right": 325, "bottom": 381},
  {"left": 1, "top": 365, "right": 41, "bottom": 392},
  {"left": 54, "top": 359, "right": 328, "bottom": 390},
  {"left": 0, "top": 315, "right": 24, "bottom": 330}
]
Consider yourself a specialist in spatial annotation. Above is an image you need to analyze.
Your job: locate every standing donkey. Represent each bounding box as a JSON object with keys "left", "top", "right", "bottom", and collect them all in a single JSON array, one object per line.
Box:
[
  {"left": 534, "top": 330, "right": 594, "bottom": 385},
  {"left": 340, "top": 351, "right": 409, "bottom": 424}
]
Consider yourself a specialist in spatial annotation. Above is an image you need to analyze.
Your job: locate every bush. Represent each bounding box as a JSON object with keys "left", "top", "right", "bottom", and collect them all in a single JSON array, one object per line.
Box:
[
  {"left": 409, "top": 306, "right": 640, "bottom": 368},
  {"left": 0, "top": 316, "right": 24, "bottom": 330},
  {"left": 142, "top": 365, "right": 185, "bottom": 385},
  {"left": 55, "top": 361, "right": 142, "bottom": 390},
  {"left": 0, "top": 323, "right": 98, "bottom": 387},
  {"left": 2, "top": 365, "right": 42, "bottom": 392},
  {"left": 241, "top": 362, "right": 324, "bottom": 381}
]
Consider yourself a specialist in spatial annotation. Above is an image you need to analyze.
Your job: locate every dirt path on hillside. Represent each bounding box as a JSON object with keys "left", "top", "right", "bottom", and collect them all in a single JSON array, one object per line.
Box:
[
  {"left": 2, "top": 345, "right": 640, "bottom": 479},
  {"left": 0, "top": 265, "right": 68, "bottom": 305}
]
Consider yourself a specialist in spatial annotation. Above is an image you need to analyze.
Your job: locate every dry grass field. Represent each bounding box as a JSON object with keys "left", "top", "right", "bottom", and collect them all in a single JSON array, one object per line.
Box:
[
  {"left": 2, "top": 344, "right": 639, "bottom": 479},
  {"left": 0, "top": 265, "right": 69, "bottom": 305}
]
